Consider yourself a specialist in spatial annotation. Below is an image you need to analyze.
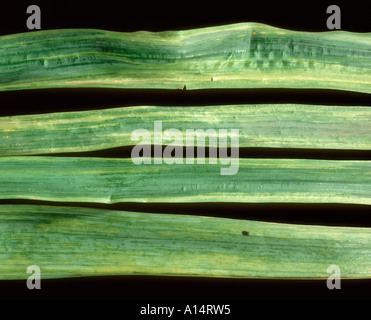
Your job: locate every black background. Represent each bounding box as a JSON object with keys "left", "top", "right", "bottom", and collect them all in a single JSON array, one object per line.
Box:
[{"left": 0, "top": 0, "right": 370, "bottom": 306}]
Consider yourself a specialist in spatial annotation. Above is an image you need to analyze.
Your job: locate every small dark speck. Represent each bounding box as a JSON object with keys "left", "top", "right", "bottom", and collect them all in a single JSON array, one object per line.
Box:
[
  {"left": 242, "top": 231, "right": 250, "bottom": 236},
  {"left": 211, "top": 76, "right": 213, "bottom": 82},
  {"left": 183, "top": 85, "right": 187, "bottom": 90}
]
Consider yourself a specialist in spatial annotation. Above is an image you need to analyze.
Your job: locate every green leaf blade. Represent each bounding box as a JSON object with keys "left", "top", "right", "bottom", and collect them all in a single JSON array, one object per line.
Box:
[
  {"left": 0, "top": 157, "right": 369, "bottom": 205},
  {"left": 1, "top": 205, "right": 370, "bottom": 280},
  {"left": 0, "top": 23, "right": 370, "bottom": 92}
]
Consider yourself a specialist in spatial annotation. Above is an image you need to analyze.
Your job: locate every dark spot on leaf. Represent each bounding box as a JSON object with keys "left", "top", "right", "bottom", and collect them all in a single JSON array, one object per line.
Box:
[
  {"left": 242, "top": 231, "right": 250, "bottom": 236},
  {"left": 183, "top": 85, "right": 187, "bottom": 90}
]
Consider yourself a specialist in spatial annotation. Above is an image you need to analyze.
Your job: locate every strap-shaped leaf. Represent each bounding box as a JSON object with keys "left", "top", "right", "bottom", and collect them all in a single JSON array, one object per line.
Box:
[
  {"left": 0, "top": 204, "right": 370, "bottom": 280},
  {"left": 1, "top": 104, "right": 370, "bottom": 155},
  {"left": 0, "top": 156, "right": 369, "bottom": 205},
  {"left": 0, "top": 23, "right": 370, "bottom": 92}
]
